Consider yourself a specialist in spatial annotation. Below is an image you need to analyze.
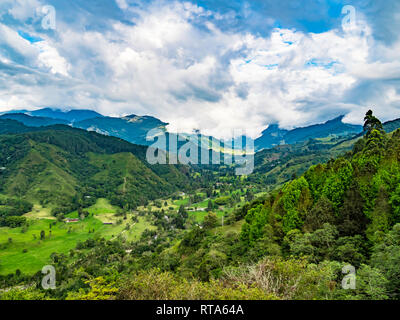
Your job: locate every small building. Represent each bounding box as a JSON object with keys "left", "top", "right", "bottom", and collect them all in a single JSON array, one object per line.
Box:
[
  {"left": 103, "top": 222, "right": 113, "bottom": 225},
  {"left": 65, "top": 218, "right": 79, "bottom": 223}
]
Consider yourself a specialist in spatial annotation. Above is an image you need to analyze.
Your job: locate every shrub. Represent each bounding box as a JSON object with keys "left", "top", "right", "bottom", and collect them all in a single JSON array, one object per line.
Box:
[{"left": 117, "top": 269, "right": 276, "bottom": 300}]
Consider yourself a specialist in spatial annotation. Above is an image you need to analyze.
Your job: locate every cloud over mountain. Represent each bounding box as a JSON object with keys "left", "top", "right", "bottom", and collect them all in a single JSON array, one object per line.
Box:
[{"left": 0, "top": 0, "right": 399, "bottom": 138}]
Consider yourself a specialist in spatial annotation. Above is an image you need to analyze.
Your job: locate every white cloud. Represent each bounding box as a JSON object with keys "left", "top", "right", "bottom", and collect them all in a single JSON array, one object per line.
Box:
[
  {"left": 115, "top": 0, "right": 128, "bottom": 10},
  {"left": 7, "top": 0, "right": 42, "bottom": 21},
  {"left": 34, "top": 41, "right": 70, "bottom": 76},
  {"left": 0, "top": 1, "right": 400, "bottom": 138}
]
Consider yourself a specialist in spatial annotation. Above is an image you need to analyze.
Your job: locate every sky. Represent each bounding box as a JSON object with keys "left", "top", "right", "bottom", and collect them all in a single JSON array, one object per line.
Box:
[{"left": 0, "top": 0, "right": 400, "bottom": 139}]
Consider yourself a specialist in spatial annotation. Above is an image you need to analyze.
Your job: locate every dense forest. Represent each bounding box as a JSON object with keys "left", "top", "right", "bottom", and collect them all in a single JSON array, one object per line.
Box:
[{"left": 1, "top": 111, "right": 400, "bottom": 300}]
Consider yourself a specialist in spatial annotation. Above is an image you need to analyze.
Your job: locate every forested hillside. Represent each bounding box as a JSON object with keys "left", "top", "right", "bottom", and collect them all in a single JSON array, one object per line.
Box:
[
  {"left": 138, "top": 110, "right": 399, "bottom": 300},
  {"left": 251, "top": 134, "right": 357, "bottom": 189},
  {"left": 0, "top": 121, "right": 191, "bottom": 213},
  {"left": 236, "top": 111, "right": 400, "bottom": 299}
]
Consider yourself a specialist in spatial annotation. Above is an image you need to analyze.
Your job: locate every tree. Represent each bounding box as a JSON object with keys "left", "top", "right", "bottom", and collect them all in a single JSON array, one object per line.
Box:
[
  {"left": 354, "top": 264, "right": 389, "bottom": 300},
  {"left": 203, "top": 212, "right": 218, "bottom": 229},
  {"left": 66, "top": 277, "right": 118, "bottom": 300},
  {"left": 178, "top": 205, "right": 187, "bottom": 219},
  {"left": 363, "top": 109, "right": 384, "bottom": 138},
  {"left": 309, "top": 224, "right": 338, "bottom": 261},
  {"left": 303, "top": 197, "right": 336, "bottom": 232},
  {"left": 207, "top": 200, "right": 213, "bottom": 212},
  {"left": 389, "top": 184, "right": 400, "bottom": 225},
  {"left": 245, "top": 190, "right": 254, "bottom": 202},
  {"left": 321, "top": 158, "right": 353, "bottom": 210},
  {"left": 333, "top": 235, "right": 366, "bottom": 265},
  {"left": 371, "top": 224, "right": 400, "bottom": 299},
  {"left": 241, "top": 204, "right": 270, "bottom": 245},
  {"left": 40, "top": 230, "right": 45, "bottom": 240},
  {"left": 280, "top": 177, "right": 312, "bottom": 234},
  {"left": 337, "top": 181, "right": 369, "bottom": 236}
]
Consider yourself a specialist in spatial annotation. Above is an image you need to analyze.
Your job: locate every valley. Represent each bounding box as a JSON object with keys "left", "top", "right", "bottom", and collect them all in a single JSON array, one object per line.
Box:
[
  {"left": 1, "top": 110, "right": 400, "bottom": 300},
  {"left": 0, "top": 181, "right": 262, "bottom": 276},
  {"left": 1, "top": 0, "right": 399, "bottom": 306}
]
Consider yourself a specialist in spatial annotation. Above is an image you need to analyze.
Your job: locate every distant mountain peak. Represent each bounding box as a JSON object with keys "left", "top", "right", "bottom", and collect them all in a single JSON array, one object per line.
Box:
[
  {"left": 325, "top": 115, "right": 345, "bottom": 123},
  {"left": 123, "top": 114, "right": 137, "bottom": 119},
  {"left": 122, "top": 114, "right": 168, "bottom": 126},
  {"left": 262, "top": 123, "right": 287, "bottom": 134},
  {"left": 0, "top": 112, "right": 69, "bottom": 127},
  {"left": 26, "top": 108, "right": 104, "bottom": 123},
  {"left": 255, "top": 115, "right": 362, "bottom": 151}
]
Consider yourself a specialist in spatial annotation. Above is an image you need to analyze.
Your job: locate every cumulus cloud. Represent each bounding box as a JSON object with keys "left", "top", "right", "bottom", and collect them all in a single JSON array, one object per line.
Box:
[
  {"left": 0, "top": 0, "right": 399, "bottom": 139},
  {"left": 115, "top": 0, "right": 129, "bottom": 11}
]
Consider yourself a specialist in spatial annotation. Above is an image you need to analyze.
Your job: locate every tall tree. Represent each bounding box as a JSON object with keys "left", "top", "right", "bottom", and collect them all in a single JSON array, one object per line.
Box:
[
  {"left": 337, "top": 182, "right": 369, "bottom": 236},
  {"left": 363, "top": 110, "right": 384, "bottom": 138}
]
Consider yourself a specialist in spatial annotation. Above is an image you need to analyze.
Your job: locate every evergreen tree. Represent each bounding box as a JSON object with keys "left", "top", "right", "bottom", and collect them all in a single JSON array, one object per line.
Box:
[
  {"left": 207, "top": 200, "right": 213, "bottom": 212},
  {"left": 363, "top": 110, "right": 384, "bottom": 138}
]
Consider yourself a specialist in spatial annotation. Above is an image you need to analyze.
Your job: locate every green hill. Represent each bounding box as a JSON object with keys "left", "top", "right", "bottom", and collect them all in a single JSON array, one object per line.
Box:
[
  {"left": 235, "top": 111, "right": 400, "bottom": 299},
  {"left": 383, "top": 118, "right": 400, "bottom": 133},
  {"left": 243, "top": 112, "right": 400, "bottom": 243},
  {"left": 0, "top": 121, "right": 190, "bottom": 212},
  {"left": 251, "top": 134, "right": 358, "bottom": 191}
]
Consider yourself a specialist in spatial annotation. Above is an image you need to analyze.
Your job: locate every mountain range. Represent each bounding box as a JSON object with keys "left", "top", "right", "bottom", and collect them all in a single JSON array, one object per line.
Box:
[
  {"left": 254, "top": 115, "right": 363, "bottom": 150},
  {"left": 2, "top": 108, "right": 400, "bottom": 152},
  {"left": 0, "top": 108, "right": 103, "bottom": 123}
]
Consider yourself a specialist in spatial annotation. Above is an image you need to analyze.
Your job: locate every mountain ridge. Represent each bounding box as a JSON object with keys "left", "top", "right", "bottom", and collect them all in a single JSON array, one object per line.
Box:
[
  {"left": 1, "top": 108, "right": 104, "bottom": 123},
  {"left": 2, "top": 108, "right": 400, "bottom": 154},
  {"left": 255, "top": 115, "right": 363, "bottom": 150}
]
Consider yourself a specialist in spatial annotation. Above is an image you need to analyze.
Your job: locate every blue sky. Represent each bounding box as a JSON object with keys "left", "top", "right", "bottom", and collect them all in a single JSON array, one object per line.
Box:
[{"left": 0, "top": 0, "right": 399, "bottom": 138}]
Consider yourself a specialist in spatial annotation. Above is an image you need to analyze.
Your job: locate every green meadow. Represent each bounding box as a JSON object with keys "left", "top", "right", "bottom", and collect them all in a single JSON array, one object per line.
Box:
[
  {"left": 1, "top": 188, "right": 252, "bottom": 275},
  {"left": 0, "top": 198, "right": 155, "bottom": 275}
]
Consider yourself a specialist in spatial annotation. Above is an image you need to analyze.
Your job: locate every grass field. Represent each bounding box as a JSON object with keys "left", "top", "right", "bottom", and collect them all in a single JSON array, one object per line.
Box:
[
  {"left": 24, "top": 204, "right": 54, "bottom": 220},
  {"left": 0, "top": 187, "right": 250, "bottom": 276},
  {"left": 0, "top": 198, "right": 155, "bottom": 276},
  {"left": 0, "top": 217, "right": 102, "bottom": 275},
  {"left": 212, "top": 220, "right": 245, "bottom": 236},
  {"left": 188, "top": 210, "right": 225, "bottom": 224}
]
